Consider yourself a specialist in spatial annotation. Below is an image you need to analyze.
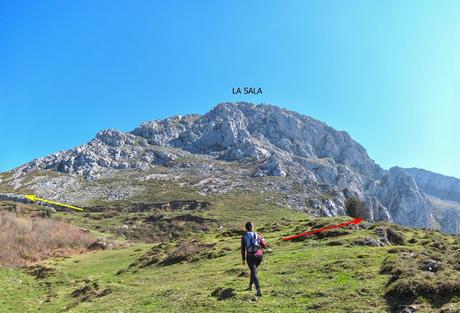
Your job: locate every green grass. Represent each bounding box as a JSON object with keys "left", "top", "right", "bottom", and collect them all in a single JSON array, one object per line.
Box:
[
  {"left": 3, "top": 171, "right": 460, "bottom": 312},
  {"left": 76, "top": 245, "right": 387, "bottom": 313},
  {"left": 0, "top": 213, "right": 401, "bottom": 313},
  {"left": 0, "top": 268, "right": 46, "bottom": 312},
  {"left": 52, "top": 183, "right": 301, "bottom": 243}
]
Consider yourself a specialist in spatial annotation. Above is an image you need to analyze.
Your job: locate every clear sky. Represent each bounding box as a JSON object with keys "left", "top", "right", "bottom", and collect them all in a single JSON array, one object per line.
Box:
[{"left": 1, "top": 1, "right": 459, "bottom": 178}]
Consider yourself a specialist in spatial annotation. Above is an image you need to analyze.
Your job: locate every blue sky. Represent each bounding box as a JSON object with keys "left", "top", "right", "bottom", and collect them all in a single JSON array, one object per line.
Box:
[{"left": 1, "top": 1, "right": 459, "bottom": 178}]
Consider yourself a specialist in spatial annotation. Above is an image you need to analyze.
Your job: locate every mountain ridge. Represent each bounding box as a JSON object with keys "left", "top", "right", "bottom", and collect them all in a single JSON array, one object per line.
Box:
[
  {"left": 398, "top": 167, "right": 460, "bottom": 203},
  {"left": 3, "top": 102, "right": 459, "bottom": 233}
]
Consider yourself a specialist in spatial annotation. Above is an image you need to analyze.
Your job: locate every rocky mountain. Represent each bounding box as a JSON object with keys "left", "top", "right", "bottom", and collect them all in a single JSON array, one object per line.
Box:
[
  {"left": 396, "top": 167, "right": 460, "bottom": 234},
  {"left": 440, "top": 206, "right": 460, "bottom": 234},
  {"left": 398, "top": 167, "right": 460, "bottom": 203},
  {"left": 4, "top": 102, "right": 459, "bottom": 232},
  {"left": 366, "top": 167, "right": 434, "bottom": 228}
]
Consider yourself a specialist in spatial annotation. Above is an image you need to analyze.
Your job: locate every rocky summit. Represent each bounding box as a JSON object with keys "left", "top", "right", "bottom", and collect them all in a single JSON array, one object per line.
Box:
[{"left": 3, "top": 102, "right": 460, "bottom": 232}]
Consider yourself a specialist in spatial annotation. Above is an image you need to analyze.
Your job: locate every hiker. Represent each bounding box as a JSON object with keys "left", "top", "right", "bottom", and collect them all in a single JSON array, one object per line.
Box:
[{"left": 241, "top": 221, "right": 267, "bottom": 297}]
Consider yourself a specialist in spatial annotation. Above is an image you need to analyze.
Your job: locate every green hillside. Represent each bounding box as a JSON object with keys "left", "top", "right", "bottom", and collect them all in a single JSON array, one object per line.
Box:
[{"left": 2, "top": 190, "right": 460, "bottom": 313}]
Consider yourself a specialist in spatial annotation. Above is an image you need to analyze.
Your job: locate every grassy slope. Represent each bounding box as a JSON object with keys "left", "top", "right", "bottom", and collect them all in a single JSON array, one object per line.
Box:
[
  {"left": 2, "top": 198, "right": 445, "bottom": 313},
  {"left": 1, "top": 218, "right": 390, "bottom": 313},
  {"left": 2, "top": 173, "right": 460, "bottom": 312}
]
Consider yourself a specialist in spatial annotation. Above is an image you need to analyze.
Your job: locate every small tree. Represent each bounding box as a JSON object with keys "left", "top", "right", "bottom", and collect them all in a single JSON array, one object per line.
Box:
[{"left": 345, "top": 197, "right": 367, "bottom": 219}]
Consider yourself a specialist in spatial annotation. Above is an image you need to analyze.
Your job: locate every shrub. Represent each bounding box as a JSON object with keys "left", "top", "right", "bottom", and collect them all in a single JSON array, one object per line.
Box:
[
  {"left": 0, "top": 212, "right": 94, "bottom": 267},
  {"left": 345, "top": 197, "right": 367, "bottom": 219},
  {"left": 386, "top": 228, "right": 406, "bottom": 245}
]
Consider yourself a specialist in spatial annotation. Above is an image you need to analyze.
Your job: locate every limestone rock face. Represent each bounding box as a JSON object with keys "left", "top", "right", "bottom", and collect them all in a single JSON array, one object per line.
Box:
[
  {"left": 441, "top": 207, "right": 460, "bottom": 234},
  {"left": 14, "top": 129, "right": 186, "bottom": 180},
  {"left": 167, "top": 103, "right": 384, "bottom": 179},
  {"left": 398, "top": 167, "right": 460, "bottom": 203},
  {"left": 132, "top": 115, "right": 199, "bottom": 146},
  {"left": 367, "top": 167, "right": 433, "bottom": 228},
  {"left": 364, "top": 196, "right": 393, "bottom": 222},
  {"left": 9, "top": 102, "right": 456, "bottom": 232}
]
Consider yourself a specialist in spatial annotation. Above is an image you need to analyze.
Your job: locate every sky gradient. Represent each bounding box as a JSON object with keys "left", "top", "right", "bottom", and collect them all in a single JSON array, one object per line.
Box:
[{"left": 1, "top": 1, "right": 459, "bottom": 177}]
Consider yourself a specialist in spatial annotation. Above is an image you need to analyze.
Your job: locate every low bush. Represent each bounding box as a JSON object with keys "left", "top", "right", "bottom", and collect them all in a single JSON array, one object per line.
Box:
[
  {"left": 345, "top": 197, "right": 367, "bottom": 219},
  {"left": 0, "top": 212, "right": 93, "bottom": 267}
]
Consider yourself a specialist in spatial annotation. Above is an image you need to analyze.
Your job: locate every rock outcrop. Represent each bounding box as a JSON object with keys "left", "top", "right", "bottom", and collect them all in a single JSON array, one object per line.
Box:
[
  {"left": 367, "top": 167, "right": 434, "bottom": 228},
  {"left": 441, "top": 207, "right": 460, "bottom": 234},
  {"left": 134, "top": 103, "right": 383, "bottom": 179},
  {"left": 14, "top": 129, "right": 186, "bottom": 180},
  {"left": 399, "top": 167, "right": 460, "bottom": 203}
]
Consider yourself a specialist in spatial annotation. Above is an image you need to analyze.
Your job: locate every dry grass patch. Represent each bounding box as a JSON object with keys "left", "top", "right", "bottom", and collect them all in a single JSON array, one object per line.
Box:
[{"left": 0, "top": 212, "right": 94, "bottom": 267}]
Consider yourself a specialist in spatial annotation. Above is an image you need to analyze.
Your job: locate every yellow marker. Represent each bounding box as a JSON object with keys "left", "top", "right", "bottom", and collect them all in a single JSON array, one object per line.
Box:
[{"left": 26, "top": 194, "right": 84, "bottom": 212}]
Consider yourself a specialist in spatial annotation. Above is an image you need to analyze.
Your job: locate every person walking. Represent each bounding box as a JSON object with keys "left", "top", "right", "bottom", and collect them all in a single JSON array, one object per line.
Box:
[{"left": 241, "top": 221, "right": 267, "bottom": 297}]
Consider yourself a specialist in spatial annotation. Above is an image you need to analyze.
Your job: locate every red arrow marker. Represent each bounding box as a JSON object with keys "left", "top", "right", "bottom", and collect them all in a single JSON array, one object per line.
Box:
[{"left": 282, "top": 218, "right": 364, "bottom": 241}]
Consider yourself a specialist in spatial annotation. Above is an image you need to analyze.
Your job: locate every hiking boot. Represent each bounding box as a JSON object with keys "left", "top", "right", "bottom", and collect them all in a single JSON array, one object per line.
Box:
[
  {"left": 245, "top": 284, "right": 253, "bottom": 291},
  {"left": 256, "top": 289, "right": 262, "bottom": 297}
]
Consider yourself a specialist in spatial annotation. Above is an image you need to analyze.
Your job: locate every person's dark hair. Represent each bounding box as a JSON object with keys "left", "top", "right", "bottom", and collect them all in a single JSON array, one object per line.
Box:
[{"left": 245, "top": 222, "right": 253, "bottom": 231}]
